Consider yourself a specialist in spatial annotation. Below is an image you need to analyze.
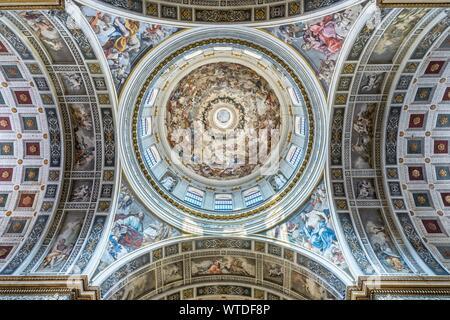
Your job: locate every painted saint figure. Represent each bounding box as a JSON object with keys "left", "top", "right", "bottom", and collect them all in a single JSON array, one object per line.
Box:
[{"left": 114, "top": 212, "right": 145, "bottom": 252}]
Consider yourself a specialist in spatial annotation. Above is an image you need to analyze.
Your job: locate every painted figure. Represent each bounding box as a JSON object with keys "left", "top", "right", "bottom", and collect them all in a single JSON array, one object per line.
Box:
[
  {"left": 266, "top": 182, "right": 347, "bottom": 271},
  {"left": 102, "top": 183, "right": 179, "bottom": 268},
  {"left": 71, "top": 183, "right": 91, "bottom": 202},
  {"left": 42, "top": 239, "right": 72, "bottom": 268},
  {"left": 301, "top": 210, "right": 337, "bottom": 253},
  {"left": 365, "top": 219, "right": 408, "bottom": 273},
  {"left": 352, "top": 104, "right": 376, "bottom": 169}
]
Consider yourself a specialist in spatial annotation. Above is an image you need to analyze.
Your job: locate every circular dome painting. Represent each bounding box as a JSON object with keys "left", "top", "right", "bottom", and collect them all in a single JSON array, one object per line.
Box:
[{"left": 165, "top": 62, "right": 282, "bottom": 181}]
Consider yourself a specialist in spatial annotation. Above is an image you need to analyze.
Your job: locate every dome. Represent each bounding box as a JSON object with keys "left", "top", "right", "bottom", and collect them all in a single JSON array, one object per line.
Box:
[
  {"left": 120, "top": 28, "right": 327, "bottom": 234},
  {"left": 2, "top": 0, "right": 450, "bottom": 303}
]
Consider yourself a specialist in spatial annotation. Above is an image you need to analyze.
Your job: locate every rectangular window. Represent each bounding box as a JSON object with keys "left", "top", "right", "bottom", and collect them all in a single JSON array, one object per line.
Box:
[
  {"left": 213, "top": 46, "right": 232, "bottom": 52},
  {"left": 243, "top": 50, "right": 261, "bottom": 60},
  {"left": 185, "top": 186, "right": 204, "bottom": 208},
  {"left": 184, "top": 50, "right": 203, "bottom": 60},
  {"left": 144, "top": 145, "right": 161, "bottom": 167},
  {"left": 288, "top": 87, "right": 299, "bottom": 105},
  {"left": 214, "top": 194, "right": 233, "bottom": 211},
  {"left": 243, "top": 187, "right": 263, "bottom": 207}
]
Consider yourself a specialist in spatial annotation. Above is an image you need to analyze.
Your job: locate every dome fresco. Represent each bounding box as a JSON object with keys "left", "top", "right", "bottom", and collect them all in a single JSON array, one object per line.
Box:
[
  {"left": 165, "top": 62, "right": 282, "bottom": 181},
  {"left": 135, "top": 48, "right": 309, "bottom": 209},
  {"left": 0, "top": 0, "right": 449, "bottom": 302}
]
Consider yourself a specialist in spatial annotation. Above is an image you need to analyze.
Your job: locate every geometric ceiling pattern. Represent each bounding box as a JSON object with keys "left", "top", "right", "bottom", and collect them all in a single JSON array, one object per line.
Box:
[
  {"left": 330, "top": 7, "right": 450, "bottom": 276},
  {"left": 0, "top": 0, "right": 450, "bottom": 300}
]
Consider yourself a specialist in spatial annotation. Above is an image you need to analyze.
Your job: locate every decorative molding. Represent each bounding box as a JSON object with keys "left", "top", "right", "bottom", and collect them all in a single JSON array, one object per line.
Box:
[
  {"left": 377, "top": 0, "right": 450, "bottom": 7},
  {"left": 347, "top": 276, "right": 450, "bottom": 299},
  {"left": 77, "top": 0, "right": 352, "bottom": 25},
  {"left": 0, "top": 275, "right": 99, "bottom": 300},
  {"left": 94, "top": 236, "right": 351, "bottom": 300},
  {"left": 153, "top": 283, "right": 291, "bottom": 300}
]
